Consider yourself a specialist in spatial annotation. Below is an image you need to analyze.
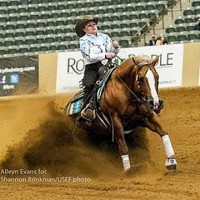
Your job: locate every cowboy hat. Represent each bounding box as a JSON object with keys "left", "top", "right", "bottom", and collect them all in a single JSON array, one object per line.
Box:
[{"left": 75, "top": 15, "right": 98, "bottom": 37}]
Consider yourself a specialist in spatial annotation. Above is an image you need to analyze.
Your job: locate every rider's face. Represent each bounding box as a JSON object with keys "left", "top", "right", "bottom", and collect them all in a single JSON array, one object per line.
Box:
[{"left": 83, "top": 21, "right": 98, "bottom": 35}]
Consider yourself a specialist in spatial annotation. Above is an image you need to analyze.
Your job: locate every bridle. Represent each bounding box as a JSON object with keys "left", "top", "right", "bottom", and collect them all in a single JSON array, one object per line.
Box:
[
  {"left": 116, "top": 57, "right": 154, "bottom": 106},
  {"left": 117, "top": 73, "right": 140, "bottom": 102}
]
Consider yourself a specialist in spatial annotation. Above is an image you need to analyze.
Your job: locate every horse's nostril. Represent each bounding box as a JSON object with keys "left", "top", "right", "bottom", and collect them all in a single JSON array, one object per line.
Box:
[
  {"left": 149, "top": 100, "right": 153, "bottom": 105},
  {"left": 148, "top": 100, "right": 154, "bottom": 109}
]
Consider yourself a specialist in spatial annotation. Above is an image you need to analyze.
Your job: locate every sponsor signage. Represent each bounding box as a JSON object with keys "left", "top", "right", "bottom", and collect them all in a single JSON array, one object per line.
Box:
[
  {"left": 56, "top": 44, "right": 184, "bottom": 92},
  {"left": 56, "top": 51, "right": 84, "bottom": 93},
  {"left": 0, "top": 56, "right": 39, "bottom": 96},
  {"left": 116, "top": 44, "right": 184, "bottom": 88}
]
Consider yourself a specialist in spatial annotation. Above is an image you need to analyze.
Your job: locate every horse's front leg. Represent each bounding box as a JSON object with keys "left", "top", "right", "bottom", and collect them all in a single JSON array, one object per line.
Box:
[
  {"left": 144, "top": 112, "right": 177, "bottom": 171},
  {"left": 112, "top": 114, "right": 131, "bottom": 172}
]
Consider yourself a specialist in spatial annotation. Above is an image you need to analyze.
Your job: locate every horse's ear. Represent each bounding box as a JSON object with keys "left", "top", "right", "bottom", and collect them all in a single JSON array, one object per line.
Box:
[{"left": 152, "top": 56, "right": 159, "bottom": 66}]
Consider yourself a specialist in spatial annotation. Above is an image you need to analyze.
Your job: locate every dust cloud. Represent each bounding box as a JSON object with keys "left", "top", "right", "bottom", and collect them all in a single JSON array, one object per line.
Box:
[{"left": 0, "top": 94, "right": 150, "bottom": 179}]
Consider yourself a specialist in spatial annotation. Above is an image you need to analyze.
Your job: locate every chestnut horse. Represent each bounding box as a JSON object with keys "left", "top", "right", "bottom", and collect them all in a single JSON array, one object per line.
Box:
[{"left": 66, "top": 55, "right": 177, "bottom": 172}]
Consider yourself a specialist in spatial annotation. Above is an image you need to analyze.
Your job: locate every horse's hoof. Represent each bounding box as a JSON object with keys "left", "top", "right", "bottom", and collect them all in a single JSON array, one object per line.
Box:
[
  {"left": 169, "top": 169, "right": 176, "bottom": 174},
  {"left": 124, "top": 167, "right": 135, "bottom": 177},
  {"left": 165, "top": 158, "right": 177, "bottom": 173},
  {"left": 124, "top": 162, "right": 149, "bottom": 177},
  {"left": 165, "top": 165, "right": 177, "bottom": 175},
  {"left": 166, "top": 164, "right": 176, "bottom": 171}
]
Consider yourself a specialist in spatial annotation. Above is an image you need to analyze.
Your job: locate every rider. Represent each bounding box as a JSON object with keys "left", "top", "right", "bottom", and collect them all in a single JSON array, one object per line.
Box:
[{"left": 75, "top": 15, "right": 120, "bottom": 121}]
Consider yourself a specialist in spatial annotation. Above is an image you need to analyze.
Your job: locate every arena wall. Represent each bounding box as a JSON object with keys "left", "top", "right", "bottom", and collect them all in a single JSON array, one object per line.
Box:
[
  {"left": 182, "top": 42, "right": 200, "bottom": 87},
  {"left": 39, "top": 53, "right": 58, "bottom": 95}
]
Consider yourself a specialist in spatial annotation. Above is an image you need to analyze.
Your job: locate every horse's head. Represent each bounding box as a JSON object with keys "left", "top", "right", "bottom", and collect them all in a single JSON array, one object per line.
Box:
[{"left": 133, "top": 56, "right": 160, "bottom": 110}]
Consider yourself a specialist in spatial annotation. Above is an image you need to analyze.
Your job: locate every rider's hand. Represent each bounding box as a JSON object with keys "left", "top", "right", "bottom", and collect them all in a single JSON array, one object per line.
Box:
[
  {"left": 112, "top": 40, "right": 119, "bottom": 49},
  {"left": 105, "top": 52, "right": 116, "bottom": 59}
]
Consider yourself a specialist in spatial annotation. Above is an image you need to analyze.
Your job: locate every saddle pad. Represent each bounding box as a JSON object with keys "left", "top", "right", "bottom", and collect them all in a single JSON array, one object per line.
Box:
[
  {"left": 65, "top": 91, "right": 84, "bottom": 115},
  {"left": 97, "top": 66, "right": 117, "bottom": 101}
]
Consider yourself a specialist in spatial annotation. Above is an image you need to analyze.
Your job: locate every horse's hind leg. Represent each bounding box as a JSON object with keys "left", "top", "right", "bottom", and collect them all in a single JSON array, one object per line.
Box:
[{"left": 112, "top": 115, "right": 131, "bottom": 171}]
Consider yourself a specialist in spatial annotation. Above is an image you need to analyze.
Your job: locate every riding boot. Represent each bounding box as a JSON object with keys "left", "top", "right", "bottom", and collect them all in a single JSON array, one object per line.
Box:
[
  {"left": 81, "top": 71, "right": 100, "bottom": 122},
  {"left": 80, "top": 86, "right": 97, "bottom": 121}
]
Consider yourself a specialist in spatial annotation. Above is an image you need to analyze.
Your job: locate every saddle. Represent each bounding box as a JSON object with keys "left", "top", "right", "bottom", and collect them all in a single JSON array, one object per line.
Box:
[
  {"left": 65, "top": 62, "right": 116, "bottom": 117},
  {"left": 65, "top": 62, "right": 117, "bottom": 129}
]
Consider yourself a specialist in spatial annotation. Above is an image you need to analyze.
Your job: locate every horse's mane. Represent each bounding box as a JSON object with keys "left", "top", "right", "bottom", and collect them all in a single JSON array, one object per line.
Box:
[
  {"left": 132, "top": 55, "right": 154, "bottom": 64},
  {"left": 112, "top": 57, "right": 135, "bottom": 78},
  {"left": 113, "top": 55, "right": 153, "bottom": 77},
  {"left": 119, "top": 55, "right": 153, "bottom": 67}
]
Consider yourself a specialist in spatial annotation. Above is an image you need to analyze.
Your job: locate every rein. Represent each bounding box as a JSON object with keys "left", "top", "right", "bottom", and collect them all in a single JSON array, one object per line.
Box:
[
  {"left": 116, "top": 57, "right": 147, "bottom": 103},
  {"left": 117, "top": 74, "right": 140, "bottom": 102}
]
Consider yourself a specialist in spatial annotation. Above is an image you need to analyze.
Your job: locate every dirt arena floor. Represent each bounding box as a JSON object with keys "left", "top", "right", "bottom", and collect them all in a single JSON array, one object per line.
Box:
[{"left": 0, "top": 87, "right": 200, "bottom": 200}]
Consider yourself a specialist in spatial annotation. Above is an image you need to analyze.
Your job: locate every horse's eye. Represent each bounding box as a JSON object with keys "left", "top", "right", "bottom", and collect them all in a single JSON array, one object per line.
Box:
[{"left": 138, "top": 77, "right": 144, "bottom": 83}]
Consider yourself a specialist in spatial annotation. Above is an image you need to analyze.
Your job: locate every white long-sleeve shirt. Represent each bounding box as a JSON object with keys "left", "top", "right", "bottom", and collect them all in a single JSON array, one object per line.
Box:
[{"left": 79, "top": 32, "right": 120, "bottom": 65}]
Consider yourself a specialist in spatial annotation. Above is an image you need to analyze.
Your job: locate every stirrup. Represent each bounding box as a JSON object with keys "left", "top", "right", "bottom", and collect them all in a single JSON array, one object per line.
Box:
[{"left": 80, "top": 104, "right": 96, "bottom": 121}]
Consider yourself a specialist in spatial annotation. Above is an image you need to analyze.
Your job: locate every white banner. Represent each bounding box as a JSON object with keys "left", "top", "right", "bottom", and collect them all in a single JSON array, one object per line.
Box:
[
  {"left": 116, "top": 44, "right": 184, "bottom": 88},
  {"left": 56, "top": 44, "right": 184, "bottom": 93},
  {"left": 56, "top": 51, "right": 84, "bottom": 93}
]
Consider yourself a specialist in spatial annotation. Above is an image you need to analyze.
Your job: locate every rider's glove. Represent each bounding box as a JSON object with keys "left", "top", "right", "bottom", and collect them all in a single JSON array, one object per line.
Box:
[{"left": 105, "top": 52, "right": 116, "bottom": 59}]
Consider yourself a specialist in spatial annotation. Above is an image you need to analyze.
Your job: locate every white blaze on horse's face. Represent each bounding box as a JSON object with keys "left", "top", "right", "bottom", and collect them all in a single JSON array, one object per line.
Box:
[{"left": 146, "top": 69, "right": 159, "bottom": 106}]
